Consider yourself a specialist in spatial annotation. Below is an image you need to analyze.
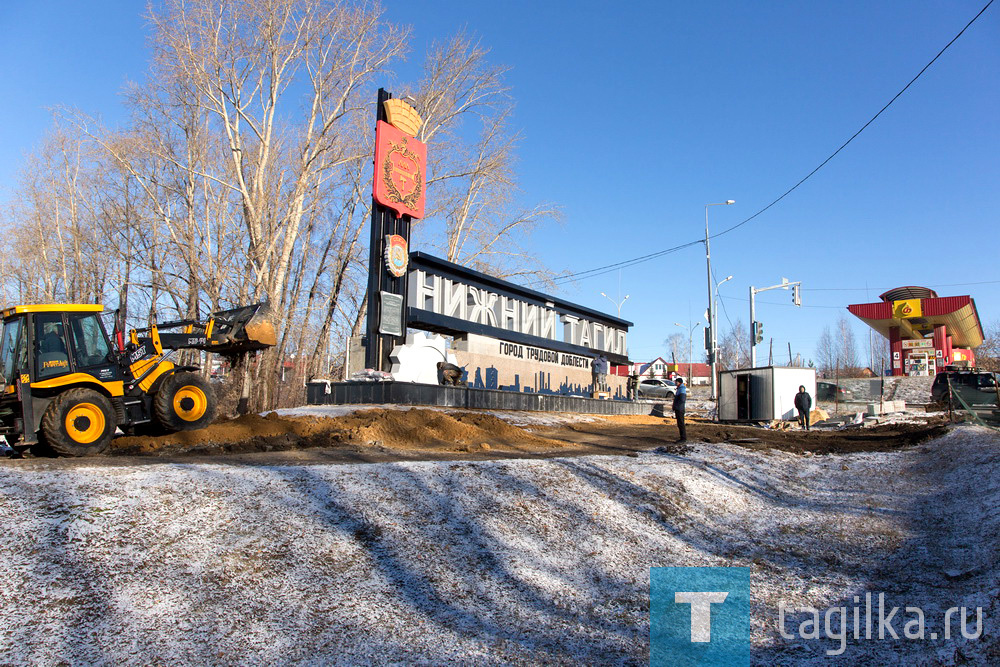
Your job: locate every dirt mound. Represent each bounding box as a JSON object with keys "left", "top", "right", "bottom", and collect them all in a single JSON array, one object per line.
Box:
[
  {"left": 111, "top": 408, "right": 567, "bottom": 457},
  {"left": 595, "top": 414, "right": 672, "bottom": 425}
]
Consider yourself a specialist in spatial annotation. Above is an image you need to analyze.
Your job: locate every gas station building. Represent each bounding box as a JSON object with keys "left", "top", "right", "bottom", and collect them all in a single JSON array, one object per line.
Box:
[{"left": 847, "top": 286, "right": 984, "bottom": 377}]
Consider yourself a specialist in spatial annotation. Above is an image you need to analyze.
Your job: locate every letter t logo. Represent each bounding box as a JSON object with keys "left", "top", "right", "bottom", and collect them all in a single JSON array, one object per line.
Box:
[{"left": 675, "top": 591, "right": 729, "bottom": 642}]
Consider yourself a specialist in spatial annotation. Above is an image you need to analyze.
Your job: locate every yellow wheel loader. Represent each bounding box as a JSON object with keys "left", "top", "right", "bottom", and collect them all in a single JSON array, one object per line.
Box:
[{"left": 0, "top": 303, "right": 275, "bottom": 457}]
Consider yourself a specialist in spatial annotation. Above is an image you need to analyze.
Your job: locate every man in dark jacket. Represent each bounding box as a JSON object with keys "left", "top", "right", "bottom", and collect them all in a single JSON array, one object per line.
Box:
[
  {"left": 794, "top": 385, "right": 812, "bottom": 430},
  {"left": 672, "top": 377, "right": 688, "bottom": 443},
  {"left": 592, "top": 355, "right": 609, "bottom": 394}
]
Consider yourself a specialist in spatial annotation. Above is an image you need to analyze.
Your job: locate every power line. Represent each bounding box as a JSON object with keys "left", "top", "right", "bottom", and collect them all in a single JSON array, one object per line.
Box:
[
  {"left": 709, "top": 0, "right": 994, "bottom": 242},
  {"left": 804, "top": 279, "right": 1000, "bottom": 292},
  {"left": 546, "top": 240, "right": 703, "bottom": 285},
  {"left": 535, "top": 0, "right": 994, "bottom": 287},
  {"left": 712, "top": 267, "right": 738, "bottom": 331},
  {"left": 719, "top": 295, "right": 844, "bottom": 310},
  {"left": 721, "top": 277, "right": 1000, "bottom": 306}
]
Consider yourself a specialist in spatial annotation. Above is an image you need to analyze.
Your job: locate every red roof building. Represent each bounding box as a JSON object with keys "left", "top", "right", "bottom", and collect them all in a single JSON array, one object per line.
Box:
[{"left": 612, "top": 357, "right": 712, "bottom": 385}]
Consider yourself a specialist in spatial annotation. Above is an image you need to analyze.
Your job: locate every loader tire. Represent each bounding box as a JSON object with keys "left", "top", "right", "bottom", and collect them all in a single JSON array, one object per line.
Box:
[
  {"left": 154, "top": 372, "right": 216, "bottom": 433},
  {"left": 40, "top": 388, "right": 114, "bottom": 457}
]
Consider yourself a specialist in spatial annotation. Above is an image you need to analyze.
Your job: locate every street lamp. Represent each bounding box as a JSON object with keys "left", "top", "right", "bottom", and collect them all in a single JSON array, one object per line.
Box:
[
  {"left": 705, "top": 200, "right": 735, "bottom": 400},
  {"left": 713, "top": 274, "right": 733, "bottom": 376},
  {"left": 600, "top": 291, "right": 630, "bottom": 318},
  {"left": 674, "top": 321, "right": 702, "bottom": 386}
]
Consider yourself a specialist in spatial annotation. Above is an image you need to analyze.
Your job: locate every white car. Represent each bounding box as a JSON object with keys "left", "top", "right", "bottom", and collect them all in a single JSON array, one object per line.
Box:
[{"left": 637, "top": 378, "right": 677, "bottom": 399}]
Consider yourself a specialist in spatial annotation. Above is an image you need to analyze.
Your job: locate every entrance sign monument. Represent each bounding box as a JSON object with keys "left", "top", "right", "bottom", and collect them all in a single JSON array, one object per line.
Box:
[{"left": 354, "top": 89, "right": 634, "bottom": 405}]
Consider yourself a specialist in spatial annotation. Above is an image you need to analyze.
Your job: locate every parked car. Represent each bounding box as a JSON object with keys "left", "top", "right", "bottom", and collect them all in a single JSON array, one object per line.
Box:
[
  {"left": 816, "top": 381, "right": 853, "bottom": 402},
  {"left": 931, "top": 369, "right": 1000, "bottom": 409},
  {"left": 637, "top": 378, "right": 677, "bottom": 399}
]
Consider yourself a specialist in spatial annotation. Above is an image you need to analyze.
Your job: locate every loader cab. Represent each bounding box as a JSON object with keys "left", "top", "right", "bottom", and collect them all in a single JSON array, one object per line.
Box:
[
  {"left": 39, "top": 310, "right": 121, "bottom": 383},
  {"left": 0, "top": 315, "right": 28, "bottom": 392},
  {"left": 1, "top": 306, "right": 122, "bottom": 387}
]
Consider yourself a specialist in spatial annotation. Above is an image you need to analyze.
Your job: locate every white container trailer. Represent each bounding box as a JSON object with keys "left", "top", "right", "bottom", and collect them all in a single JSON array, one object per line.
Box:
[{"left": 718, "top": 367, "right": 817, "bottom": 422}]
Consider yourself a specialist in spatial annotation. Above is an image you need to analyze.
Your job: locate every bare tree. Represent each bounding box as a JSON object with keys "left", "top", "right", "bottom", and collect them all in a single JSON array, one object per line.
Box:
[
  {"left": 977, "top": 320, "right": 1000, "bottom": 372},
  {"left": 814, "top": 316, "right": 863, "bottom": 377},
  {"left": 409, "top": 33, "right": 559, "bottom": 283},
  {"left": 2, "top": 126, "right": 113, "bottom": 305},
  {"left": 718, "top": 319, "right": 749, "bottom": 370},
  {"left": 140, "top": 0, "right": 407, "bottom": 411},
  {"left": 663, "top": 333, "right": 685, "bottom": 365},
  {"left": 0, "top": 5, "right": 565, "bottom": 414},
  {"left": 816, "top": 325, "right": 836, "bottom": 376},
  {"left": 148, "top": 0, "right": 405, "bottom": 304},
  {"left": 837, "top": 315, "right": 861, "bottom": 375}
]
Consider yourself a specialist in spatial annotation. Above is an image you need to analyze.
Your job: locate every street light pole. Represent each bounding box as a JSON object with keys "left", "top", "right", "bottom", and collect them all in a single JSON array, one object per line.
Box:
[
  {"left": 674, "top": 321, "right": 702, "bottom": 386},
  {"left": 599, "top": 291, "right": 630, "bottom": 318},
  {"left": 713, "top": 274, "right": 733, "bottom": 383},
  {"left": 705, "top": 200, "right": 734, "bottom": 400}
]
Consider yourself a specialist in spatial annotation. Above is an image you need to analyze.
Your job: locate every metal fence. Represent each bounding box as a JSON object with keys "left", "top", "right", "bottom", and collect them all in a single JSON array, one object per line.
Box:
[{"left": 306, "top": 381, "right": 662, "bottom": 416}]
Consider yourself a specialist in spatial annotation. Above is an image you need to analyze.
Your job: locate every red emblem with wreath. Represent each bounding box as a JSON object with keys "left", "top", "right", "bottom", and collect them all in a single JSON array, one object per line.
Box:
[
  {"left": 373, "top": 120, "right": 426, "bottom": 219},
  {"left": 385, "top": 234, "right": 408, "bottom": 277}
]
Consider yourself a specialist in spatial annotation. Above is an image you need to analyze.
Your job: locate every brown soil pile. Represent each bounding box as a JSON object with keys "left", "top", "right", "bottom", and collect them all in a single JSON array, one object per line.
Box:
[
  {"left": 596, "top": 414, "right": 673, "bottom": 425},
  {"left": 11, "top": 409, "right": 951, "bottom": 467},
  {"left": 111, "top": 408, "right": 568, "bottom": 457}
]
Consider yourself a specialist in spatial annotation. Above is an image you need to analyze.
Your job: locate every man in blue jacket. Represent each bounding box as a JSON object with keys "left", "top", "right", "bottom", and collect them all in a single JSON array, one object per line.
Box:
[{"left": 672, "top": 376, "right": 688, "bottom": 443}]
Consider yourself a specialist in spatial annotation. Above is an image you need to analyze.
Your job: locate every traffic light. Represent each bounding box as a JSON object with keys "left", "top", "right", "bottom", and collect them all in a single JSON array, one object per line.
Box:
[
  {"left": 753, "top": 321, "right": 764, "bottom": 344},
  {"left": 792, "top": 285, "right": 801, "bottom": 307}
]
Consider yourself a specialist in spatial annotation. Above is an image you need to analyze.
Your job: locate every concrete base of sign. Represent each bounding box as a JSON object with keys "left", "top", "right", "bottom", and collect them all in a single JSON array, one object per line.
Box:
[
  {"left": 451, "top": 333, "right": 628, "bottom": 399},
  {"left": 306, "top": 381, "right": 664, "bottom": 416}
]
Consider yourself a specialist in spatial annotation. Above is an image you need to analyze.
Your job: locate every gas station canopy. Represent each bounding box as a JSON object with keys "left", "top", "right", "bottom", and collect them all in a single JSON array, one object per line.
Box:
[{"left": 847, "top": 286, "right": 984, "bottom": 348}]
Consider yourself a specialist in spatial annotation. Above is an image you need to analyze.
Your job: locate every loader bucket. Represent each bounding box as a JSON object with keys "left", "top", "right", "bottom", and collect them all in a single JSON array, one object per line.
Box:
[{"left": 207, "top": 302, "right": 277, "bottom": 354}]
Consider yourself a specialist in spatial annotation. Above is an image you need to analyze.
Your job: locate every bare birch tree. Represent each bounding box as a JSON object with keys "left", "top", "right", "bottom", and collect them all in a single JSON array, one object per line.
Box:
[
  {"left": 0, "top": 4, "right": 566, "bottom": 413},
  {"left": 718, "top": 319, "right": 750, "bottom": 371},
  {"left": 815, "top": 325, "right": 836, "bottom": 376},
  {"left": 664, "top": 333, "right": 685, "bottom": 365},
  {"left": 408, "top": 33, "right": 559, "bottom": 283},
  {"left": 836, "top": 315, "right": 861, "bottom": 375},
  {"left": 141, "top": 0, "right": 406, "bottom": 411},
  {"left": 977, "top": 320, "right": 1000, "bottom": 372}
]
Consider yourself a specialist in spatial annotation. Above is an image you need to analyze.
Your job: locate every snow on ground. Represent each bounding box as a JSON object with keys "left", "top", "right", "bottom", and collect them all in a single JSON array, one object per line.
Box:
[{"left": 0, "top": 426, "right": 998, "bottom": 664}]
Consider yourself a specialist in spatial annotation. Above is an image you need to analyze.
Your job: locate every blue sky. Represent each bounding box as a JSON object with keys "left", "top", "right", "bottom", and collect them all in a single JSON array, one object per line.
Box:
[{"left": 2, "top": 1, "right": 997, "bottom": 367}]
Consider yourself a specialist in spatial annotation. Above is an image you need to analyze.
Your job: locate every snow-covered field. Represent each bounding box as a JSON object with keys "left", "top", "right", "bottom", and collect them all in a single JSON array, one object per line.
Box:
[{"left": 0, "top": 425, "right": 997, "bottom": 664}]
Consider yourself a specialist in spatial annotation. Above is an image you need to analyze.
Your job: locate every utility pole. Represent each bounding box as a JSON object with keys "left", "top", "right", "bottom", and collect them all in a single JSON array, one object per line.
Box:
[
  {"left": 749, "top": 278, "right": 802, "bottom": 368},
  {"left": 705, "top": 200, "right": 734, "bottom": 400}
]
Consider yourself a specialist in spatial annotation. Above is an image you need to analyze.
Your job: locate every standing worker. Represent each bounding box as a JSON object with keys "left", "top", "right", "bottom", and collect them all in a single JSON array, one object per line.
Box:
[
  {"left": 795, "top": 385, "right": 812, "bottom": 431},
  {"left": 592, "top": 354, "right": 609, "bottom": 396},
  {"left": 673, "top": 376, "right": 688, "bottom": 443},
  {"left": 627, "top": 373, "right": 639, "bottom": 400}
]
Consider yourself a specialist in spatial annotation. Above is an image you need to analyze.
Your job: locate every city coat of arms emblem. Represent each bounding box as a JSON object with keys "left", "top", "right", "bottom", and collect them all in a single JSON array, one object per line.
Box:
[{"left": 373, "top": 120, "right": 426, "bottom": 219}]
